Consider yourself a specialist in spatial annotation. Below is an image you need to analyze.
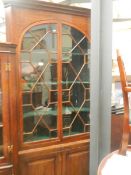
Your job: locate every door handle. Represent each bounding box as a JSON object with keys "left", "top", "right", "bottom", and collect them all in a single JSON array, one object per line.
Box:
[{"left": 7, "top": 145, "right": 13, "bottom": 153}]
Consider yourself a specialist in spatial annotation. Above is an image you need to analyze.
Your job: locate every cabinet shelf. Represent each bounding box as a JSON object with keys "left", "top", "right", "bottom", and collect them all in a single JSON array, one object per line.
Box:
[
  {"left": 63, "top": 131, "right": 86, "bottom": 136},
  {"left": 24, "top": 106, "right": 90, "bottom": 118},
  {"left": 23, "top": 81, "right": 90, "bottom": 85},
  {"left": 62, "top": 81, "right": 90, "bottom": 84},
  {"left": 23, "top": 81, "right": 90, "bottom": 91},
  {"left": 24, "top": 135, "right": 51, "bottom": 142},
  {"left": 62, "top": 107, "right": 90, "bottom": 115}
]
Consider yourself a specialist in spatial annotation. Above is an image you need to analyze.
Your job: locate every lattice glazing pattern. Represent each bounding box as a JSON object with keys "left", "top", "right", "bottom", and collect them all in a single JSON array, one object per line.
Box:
[
  {"left": 20, "top": 23, "right": 90, "bottom": 143},
  {"left": 21, "top": 24, "right": 58, "bottom": 142},
  {"left": 62, "top": 25, "right": 90, "bottom": 136}
]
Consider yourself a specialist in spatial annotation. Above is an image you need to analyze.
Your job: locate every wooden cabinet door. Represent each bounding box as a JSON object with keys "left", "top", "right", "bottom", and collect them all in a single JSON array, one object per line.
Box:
[
  {"left": 18, "top": 21, "right": 90, "bottom": 146},
  {"left": 62, "top": 145, "right": 89, "bottom": 175},
  {"left": 0, "top": 52, "right": 13, "bottom": 174},
  {"left": 19, "top": 148, "right": 61, "bottom": 175},
  {"left": 19, "top": 141, "right": 89, "bottom": 175}
]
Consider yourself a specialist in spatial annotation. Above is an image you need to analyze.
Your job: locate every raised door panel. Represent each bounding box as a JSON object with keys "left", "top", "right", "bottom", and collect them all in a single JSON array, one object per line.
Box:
[
  {"left": 28, "top": 158, "right": 56, "bottom": 175},
  {"left": 64, "top": 146, "right": 89, "bottom": 175},
  {"left": 19, "top": 151, "right": 61, "bottom": 175}
]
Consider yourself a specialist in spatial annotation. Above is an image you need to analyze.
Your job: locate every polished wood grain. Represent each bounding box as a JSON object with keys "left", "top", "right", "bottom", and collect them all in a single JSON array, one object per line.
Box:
[
  {"left": 63, "top": 145, "right": 89, "bottom": 175},
  {"left": 19, "top": 140, "right": 89, "bottom": 175},
  {"left": 19, "top": 152, "right": 61, "bottom": 175},
  {"left": 61, "top": 141, "right": 89, "bottom": 175}
]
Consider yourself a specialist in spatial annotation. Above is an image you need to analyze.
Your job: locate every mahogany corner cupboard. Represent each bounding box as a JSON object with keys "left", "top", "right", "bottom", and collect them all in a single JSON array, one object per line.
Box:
[{"left": 0, "top": 1, "right": 91, "bottom": 175}]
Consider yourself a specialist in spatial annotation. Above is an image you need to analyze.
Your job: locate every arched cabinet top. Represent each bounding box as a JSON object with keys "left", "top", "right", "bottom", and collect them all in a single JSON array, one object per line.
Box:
[{"left": 3, "top": 0, "right": 91, "bottom": 44}]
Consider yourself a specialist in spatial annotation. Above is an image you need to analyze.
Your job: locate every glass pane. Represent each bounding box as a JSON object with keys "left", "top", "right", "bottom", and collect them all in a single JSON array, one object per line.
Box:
[
  {"left": 62, "top": 24, "right": 90, "bottom": 137},
  {"left": 21, "top": 24, "right": 57, "bottom": 52},
  {"left": 20, "top": 23, "right": 58, "bottom": 143}
]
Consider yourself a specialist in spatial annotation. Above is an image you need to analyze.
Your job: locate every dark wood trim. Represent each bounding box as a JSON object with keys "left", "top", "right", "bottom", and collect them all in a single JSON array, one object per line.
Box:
[
  {"left": 0, "top": 43, "right": 17, "bottom": 54},
  {"left": 18, "top": 139, "right": 89, "bottom": 156},
  {"left": 0, "top": 56, "right": 10, "bottom": 164},
  {"left": 18, "top": 133, "right": 89, "bottom": 151},
  {"left": 3, "top": 0, "right": 90, "bottom": 17}
]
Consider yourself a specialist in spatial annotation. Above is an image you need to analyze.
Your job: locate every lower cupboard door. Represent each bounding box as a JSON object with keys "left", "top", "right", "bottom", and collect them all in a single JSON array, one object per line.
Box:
[
  {"left": 19, "top": 151, "right": 61, "bottom": 175},
  {"left": 63, "top": 146, "right": 89, "bottom": 175}
]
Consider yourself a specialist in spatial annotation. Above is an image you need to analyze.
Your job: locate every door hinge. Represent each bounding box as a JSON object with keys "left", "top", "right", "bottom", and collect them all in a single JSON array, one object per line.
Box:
[
  {"left": 5, "top": 63, "right": 11, "bottom": 71},
  {"left": 7, "top": 145, "right": 13, "bottom": 153}
]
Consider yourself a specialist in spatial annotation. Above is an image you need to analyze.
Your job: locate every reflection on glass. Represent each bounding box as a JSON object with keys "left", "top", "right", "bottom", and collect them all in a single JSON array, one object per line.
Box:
[
  {"left": 22, "top": 24, "right": 57, "bottom": 52},
  {"left": 62, "top": 24, "right": 90, "bottom": 136},
  {"left": 21, "top": 24, "right": 58, "bottom": 142}
]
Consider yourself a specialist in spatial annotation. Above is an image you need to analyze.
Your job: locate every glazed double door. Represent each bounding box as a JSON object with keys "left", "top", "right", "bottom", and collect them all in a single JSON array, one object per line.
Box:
[{"left": 19, "top": 22, "right": 90, "bottom": 144}]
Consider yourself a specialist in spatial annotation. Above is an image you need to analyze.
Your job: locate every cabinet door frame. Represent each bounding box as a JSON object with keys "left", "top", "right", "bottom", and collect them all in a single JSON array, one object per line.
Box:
[{"left": 0, "top": 56, "right": 12, "bottom": 165}]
